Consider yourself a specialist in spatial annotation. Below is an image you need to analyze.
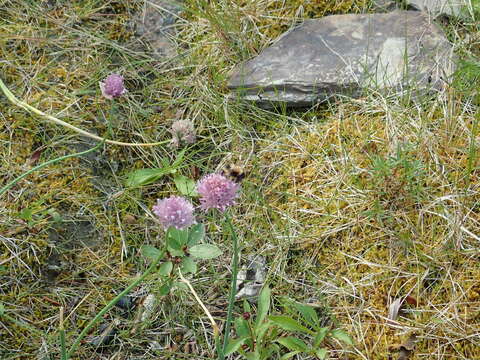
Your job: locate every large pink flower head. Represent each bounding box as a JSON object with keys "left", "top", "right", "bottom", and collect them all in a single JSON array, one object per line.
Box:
[
  {"left": 197, "top": 173, "right": 240, "bottom": 212},
  {"left": 99, "top": 73, "right": 127, "bottom": 99},
  {"left": 152, "top": 196, "right": 196, "bottom": 230}
]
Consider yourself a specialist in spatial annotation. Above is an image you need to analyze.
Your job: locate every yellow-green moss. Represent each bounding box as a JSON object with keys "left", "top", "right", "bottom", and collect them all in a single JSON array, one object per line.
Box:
[{"left": 256, "top": 101, "right": 480, "bottom": 359}]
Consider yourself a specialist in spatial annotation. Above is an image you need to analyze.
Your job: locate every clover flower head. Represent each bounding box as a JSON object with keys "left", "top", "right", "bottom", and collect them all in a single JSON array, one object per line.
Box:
[
  {"left": 170, "top": 120, "right": 196, "bottom": 148},
  {"left": 152, "top": 196, "right": 196, "bottom": 230},
  {"left": 99, "top": 73, "right": 127, "bottom": 99},
  {"left": 197, "top": 173, "right": 240, "bottom": 212}
]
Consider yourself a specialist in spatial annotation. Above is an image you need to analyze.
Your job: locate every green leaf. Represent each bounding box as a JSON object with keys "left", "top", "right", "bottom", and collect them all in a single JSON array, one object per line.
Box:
[
  {"left": 159, "top": 281, "right": 172, "bottom": 296},
  {"left": 187, "top": 223, "right": 205, "bottom": 246},
  {"left": 280, "top": 351, "right": 301, "bottom": 360},
  {"left": 243, "top": 299, "right": 252, "bottom": 313},
  {"left": 125, "top": 168, "right": 171, "bottom": 187},
  {"left": 167, "top": 226, "right": 185, "bottom": 256},
  {"left": 168, "top": 227, "right": 188, "bottom": 246},
  {"left": 331, "top": 329, "right": 354, "bottom": 346},
  {"left": 262, "top": 344, "right": 280, "bottom": 359},
  {"left": 270, "top": 326, "right": 280, "bottom": 341},
  {"left": 255, "top": 285, "right": 271, "bottom": 329},
  {"left": 245, "top": 351, "right": 260, "bottom": 360},
  {"left": 313, "top": 327, "right": 329, "bottom": 348},
  {"left": 140, "top": 245, "right": 163, "bottom": 262},
  {"left": 276, "top": 337, "right": 308, "bottom": 352},
  {"left": 19, "top": 208, "right": 33, "bottom": 221},
  {"left": 167, "top": 247, "right": 185, "bottom": 257},
  {"left": 0, "top": 302, "right": 5, "bottom": 315},
  {"left": 189, "top": 244, "right": 222, "bottom": 259},
  {"left": 234, "top": 317, "right": 251, "bottom": 338},
  {"left": 255, "top": 320, "right": 272, "bottom": 342},
  {"left": 158, "top": 261, "right": 173, "bottom": 276},
  {"left": 172, "top": 148, "right": 187, "bottom": 167},
  {"left": 315, "top": 348, "right": 328, "bottom": 359},
  {"left": 160, "top": 157, "right": 170, "bottom": 168},
  {"left": 181, "top": 257, "right": 197, "bottom": 274},
  {"left": 168, "top": 248, "right": 185, "bottom": 257},
  {"left": 291, "top": 302, "right": 319, "bottom": 329},
  {"left": 268, "top": 316, "right": 314, "bottom": 335},
  {"left": 167, "top": 229, "right": 184, "bottom": 256},
  {"left": 224, "top": 337, "right": 248, "bottom": 356},
  {"left": 174, "top": 175, "right": 198, "bottom": 197}
]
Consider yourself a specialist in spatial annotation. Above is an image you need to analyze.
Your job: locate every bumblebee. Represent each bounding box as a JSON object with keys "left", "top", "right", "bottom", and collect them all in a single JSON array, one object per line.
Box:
[{"left": 222, "top": 163, "right": 246, "bottom": 183}]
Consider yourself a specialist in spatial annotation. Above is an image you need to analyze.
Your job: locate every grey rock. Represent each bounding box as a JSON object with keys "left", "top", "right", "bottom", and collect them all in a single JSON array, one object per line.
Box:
[
  {"left": 228, "top": 11, "right": 455, "bottom": 108},
  {"left": 405, "top": 0, "right": 471, "bottom": 18},
  {"left": 131, "top": 0, "right": 184, "bottom": 58}
]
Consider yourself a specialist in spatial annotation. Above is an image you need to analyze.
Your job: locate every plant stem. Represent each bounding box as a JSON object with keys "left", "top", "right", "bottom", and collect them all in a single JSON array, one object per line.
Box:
[
  {"left": 220, "top": 214, "right": 240, "bottom": 359},
  {"left": 66, "top": 251, "right": 165, "bottom": 359},
  {"left": 0, "top": 141, "right": 104, "bottom": 198},
  {"left": 0, "top": 77, "right": 169, "bottom": 147}
]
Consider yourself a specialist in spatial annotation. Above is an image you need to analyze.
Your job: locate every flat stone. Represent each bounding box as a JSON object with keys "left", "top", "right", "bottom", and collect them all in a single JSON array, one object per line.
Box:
[
  {"left": 406, "top": 0, "right": 471, "bottom": 18},
  {"left": 228, "top": 11, "right": 455, "bottom": 108}
]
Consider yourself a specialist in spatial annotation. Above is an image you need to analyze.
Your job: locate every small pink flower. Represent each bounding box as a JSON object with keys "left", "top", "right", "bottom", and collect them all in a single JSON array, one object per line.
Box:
[
  {"left": 197, "top": 174, "right": 240, "bottom": 212},
  {"left": 152, "top": 196, "right": 196, "bottom": 230},
  {"left": 170, "top": 120, "right": 196, "bottom": 148},
  {"left": 99, "top": 73, "right": 127, "bottom": 99}
]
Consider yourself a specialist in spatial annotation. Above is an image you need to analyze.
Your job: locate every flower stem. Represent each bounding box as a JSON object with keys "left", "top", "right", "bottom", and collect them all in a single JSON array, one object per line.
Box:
[
  {"left": 0, "top": 77, "right": 169, "bottom": 147},
  {"left": 66, "top": 251, "right": 165, "bottom": 359},
  {"left": 220, "top": 214, "right": 240, "bottom": 359}
]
